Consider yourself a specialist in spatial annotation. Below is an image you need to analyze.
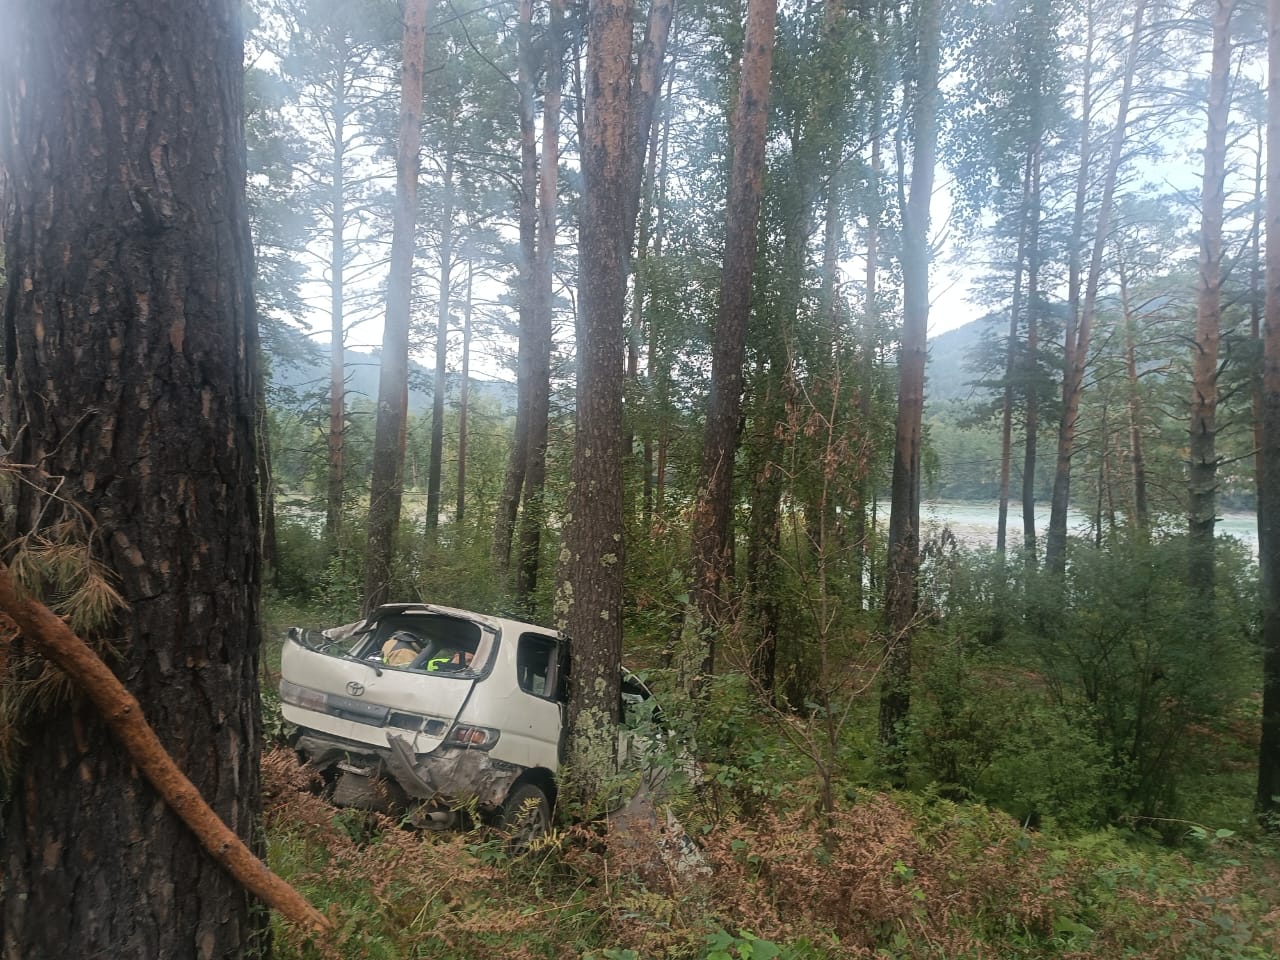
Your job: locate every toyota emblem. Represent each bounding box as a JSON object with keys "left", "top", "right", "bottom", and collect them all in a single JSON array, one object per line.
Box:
[{"left": 346, "top": 681, "right": 365, "bottom": 697}]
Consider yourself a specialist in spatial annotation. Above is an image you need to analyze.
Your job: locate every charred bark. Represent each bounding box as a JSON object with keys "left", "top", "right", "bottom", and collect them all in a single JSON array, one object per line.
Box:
[{"left": 0, "top": 0, "right": 267, "bottom": 952}]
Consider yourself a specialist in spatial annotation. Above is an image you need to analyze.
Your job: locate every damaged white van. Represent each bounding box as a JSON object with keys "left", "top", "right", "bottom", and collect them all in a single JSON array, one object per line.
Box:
[{"left": 278, "top": 602, "right": 653, "bottom": 840}]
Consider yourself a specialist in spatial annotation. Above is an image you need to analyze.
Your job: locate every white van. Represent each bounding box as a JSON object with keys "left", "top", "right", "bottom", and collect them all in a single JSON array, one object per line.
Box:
[{"left": 279, "top": 603, "right": 652, "bottom": 840}]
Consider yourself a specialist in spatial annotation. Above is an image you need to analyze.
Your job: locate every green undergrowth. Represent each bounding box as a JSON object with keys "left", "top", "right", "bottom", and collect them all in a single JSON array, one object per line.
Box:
[
  {"left": 262, "top": 748, "right": 1280, "bottom": 960},
  {"left": 259, "top": 595, "right": 1278, "bottom": 959}
]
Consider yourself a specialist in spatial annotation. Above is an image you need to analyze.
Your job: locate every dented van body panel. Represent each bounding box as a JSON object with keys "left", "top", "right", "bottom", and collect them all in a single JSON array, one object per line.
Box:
[{"left": 280, "top": 604, "right": 574, "bottom": 825}]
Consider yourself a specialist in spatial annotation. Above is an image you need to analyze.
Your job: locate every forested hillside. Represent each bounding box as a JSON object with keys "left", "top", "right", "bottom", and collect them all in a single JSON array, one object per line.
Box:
[{"left": 3, "top": 0, "right": 1280, "bottom": 956}]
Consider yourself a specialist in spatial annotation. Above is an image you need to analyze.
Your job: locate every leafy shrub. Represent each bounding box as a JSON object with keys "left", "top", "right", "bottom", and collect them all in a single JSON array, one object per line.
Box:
[
  {"left": 272, "top": 516, "right": 333, "bottom": 601},
  {"left": 911, "top": 638, "right": 1113, "bottom": 829},
  {"left": 1020, "top": 535, "right": 1255, "bottom": 826}
]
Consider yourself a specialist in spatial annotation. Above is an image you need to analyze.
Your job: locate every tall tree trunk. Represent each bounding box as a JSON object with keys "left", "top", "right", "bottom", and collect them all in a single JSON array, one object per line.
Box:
[
  {"left": 1119, "top": 258, "right": 1150, "bottom": 531},
  {"left": 557, "top": 0, "right": 635, "bottom": 787},
  {"left": 639, "top": 107, "right": 664, "bottom": 526},
  {"left": 625, "top": 97, "right": 663, "bottom": 510},
  {"left": 690, "top": 0, "right": 778, "bottom": 678},
  {"left": 997, "top": 152, "right": 1034, "bottom": 557},
  {"left": 364, "top": 0, "right": 429, "bottom": 614},
  {"left": 879, "top": 0, "right": 942, "bottom": 769},
  {"left": 515, "top": 0, "right": 566, "bottom": 608},
  {"left": 1253, "top": 121, "right": 1267, "bottom": 571},
  {"left": 1022, "top": 142, "right": 1042, "bottom": 563},
  {"left": 326, "top": 53, "right": 349, "bottom": 546},
  {"left": 855, "top": 125, "right": 883, "bottom": 609},
  {"left": 1256, "top": 0, "right": 1280, "bottom": 825},
  {"left": 647, "top": 66, "right": 676, "bottom": 523},
  {"left": 427, "top": 153, "right": 455, "bottom": 534},
  {"left": 745, "top": 361, "right": 785, "bottom": 701},
  {"left": 0, "top": 0, "right": 266, "bottom": 953},
  {"left": 493, "top": 0, "right": 540, "bottom": 572},
  {"left": 457, "top": 260, "right": 473, "bottom": 523},
  {"left": 259, "top": 397, "right": 280, "bottom": 586},
  {"left": 1094, "top": 401, "right": 1113, "bottom": 547},
  {"left": 1046, "top": 0, "right": 1096, "bottom": 570},
  {"left": 624, "top": 0, "right": 675, "bottom": 251},
  {"left": 1046, "top": 0, "right": 1145, "bottom": 575},
  {"left": 1189, "top": 0, "right": 1235, "bottom": 606}
]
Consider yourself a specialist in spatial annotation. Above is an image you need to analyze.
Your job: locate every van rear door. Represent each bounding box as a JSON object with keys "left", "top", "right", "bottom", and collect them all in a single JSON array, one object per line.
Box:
[{"left": 280, "top": 610, "right": 495, "bottom": 754}]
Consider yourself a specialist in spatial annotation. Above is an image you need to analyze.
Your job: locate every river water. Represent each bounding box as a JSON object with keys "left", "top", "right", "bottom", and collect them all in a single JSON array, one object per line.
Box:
[{"left": 920, "top": 500, "right": 1259, "bottom": 557}]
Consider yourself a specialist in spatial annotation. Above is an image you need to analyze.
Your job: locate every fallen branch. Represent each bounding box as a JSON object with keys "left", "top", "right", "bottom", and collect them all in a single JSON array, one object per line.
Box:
[{"left": 0, "top": 562, "right": 332, "bottom": 934}]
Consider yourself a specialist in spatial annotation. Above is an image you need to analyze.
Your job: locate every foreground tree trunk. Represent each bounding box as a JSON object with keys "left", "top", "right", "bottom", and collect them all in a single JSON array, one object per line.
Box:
[
  {"left": 1257, "top": 0, "right": 1280, "bottom": 825},
  {"left": 0, "top": 0, "right": 267, "bottom": 953},
  {"left": 364, "top": 0, "right": 429, "bottom": 612},
  {"left": 557, "top": 0, "right": 634, "bottom": 786},
  {"left": 879, "top": 0, "right": 942, "bottom": 770},
  {"left": 690, "top": 0, "right": 778, "bottom": 678}
]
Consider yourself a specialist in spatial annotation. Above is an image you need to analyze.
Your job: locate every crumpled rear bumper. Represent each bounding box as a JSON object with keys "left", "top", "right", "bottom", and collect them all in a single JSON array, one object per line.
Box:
[{"left": 294, "top": 729, "right": 525, "bottom": 815}]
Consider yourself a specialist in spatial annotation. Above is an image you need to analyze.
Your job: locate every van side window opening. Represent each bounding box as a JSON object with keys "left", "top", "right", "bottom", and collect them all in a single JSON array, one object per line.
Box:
[{"left": 516, "top": 634, "right": 557, "bottom": 697}]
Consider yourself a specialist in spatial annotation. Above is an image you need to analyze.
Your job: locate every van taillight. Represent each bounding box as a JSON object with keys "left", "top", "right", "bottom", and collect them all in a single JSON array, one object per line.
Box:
[{"left": 444, "top": 724, "right": 499, "bottom": 749}]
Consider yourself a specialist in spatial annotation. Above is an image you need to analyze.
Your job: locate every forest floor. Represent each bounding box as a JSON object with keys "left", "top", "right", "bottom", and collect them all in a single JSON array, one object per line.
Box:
[
  {"left": 259, "top": 599, "right": 1280, "bottom": 959},
  {"left": 262, "top": 744, "right": 1280, "bottom": 960}
]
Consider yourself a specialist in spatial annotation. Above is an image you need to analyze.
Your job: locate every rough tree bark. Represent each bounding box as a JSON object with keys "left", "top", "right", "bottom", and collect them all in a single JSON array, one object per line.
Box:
[
  {"left": 364, "top": 0, "right": 429, "bottom": 613},
  {"left": 556, "top": 0, "right": 635, "bottom": 784},
  {"left": 0, "top": 568, "right": 329, "bottom": 935},
  {"left": 690, "top": 0, "right": 779, "bottom": 678},
  {"left": 0, "top": 0, "right": 267, "bottom": 953}
]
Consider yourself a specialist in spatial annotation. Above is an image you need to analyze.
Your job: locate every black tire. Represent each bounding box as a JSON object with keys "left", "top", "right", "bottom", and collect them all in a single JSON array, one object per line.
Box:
[{"left": 499, "top": 782, "right": 552, "bottom": 853}]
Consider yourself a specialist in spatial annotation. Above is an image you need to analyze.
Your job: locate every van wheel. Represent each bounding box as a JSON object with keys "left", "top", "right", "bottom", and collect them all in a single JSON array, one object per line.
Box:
[{"left": 500, "top": 782, "right": 551, "bottom": 852}]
